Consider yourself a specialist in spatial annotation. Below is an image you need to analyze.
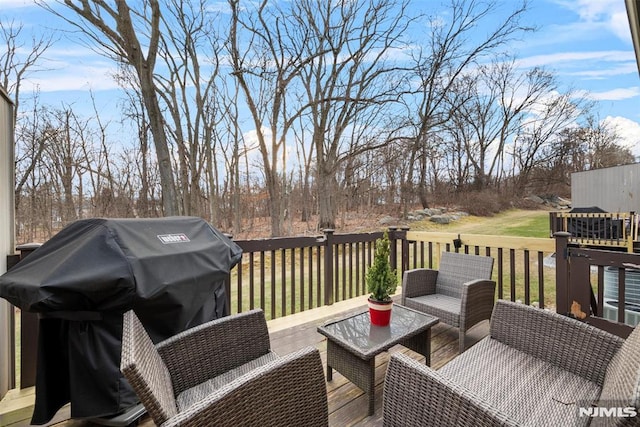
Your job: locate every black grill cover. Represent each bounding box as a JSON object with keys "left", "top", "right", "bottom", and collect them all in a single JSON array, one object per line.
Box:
[{"left": 0, "top": 217, "right": 242, "bottom": 423}]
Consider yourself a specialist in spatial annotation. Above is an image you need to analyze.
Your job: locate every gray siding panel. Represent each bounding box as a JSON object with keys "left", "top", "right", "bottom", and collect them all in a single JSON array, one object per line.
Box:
[
  {"left": 0, "top": 87, "right": 15, "bottom": 398},
  {"left": 571, "top": 163, "right": 640, "bottom": 212}
]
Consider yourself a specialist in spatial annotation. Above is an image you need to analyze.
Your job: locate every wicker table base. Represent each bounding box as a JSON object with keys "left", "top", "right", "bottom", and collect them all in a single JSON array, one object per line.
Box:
[{"left": 318, "top": 305, "right": 438, "bottom": 416}]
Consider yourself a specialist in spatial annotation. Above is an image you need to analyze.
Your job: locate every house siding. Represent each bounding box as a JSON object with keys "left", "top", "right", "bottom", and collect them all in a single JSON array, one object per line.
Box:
[
  {"left": 0, "top": 87, "right": 15, "bottom": 398},
  {"left": 571, "top": 163, "right": 640, "bottom": 212}
]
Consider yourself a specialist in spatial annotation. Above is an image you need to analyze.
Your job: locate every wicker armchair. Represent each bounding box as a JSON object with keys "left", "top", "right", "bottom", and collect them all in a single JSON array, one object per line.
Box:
[
  {"left": 401, "top": 251, "right": 495, "bottom": 353},
  {"left": 383, "top": 300, "right": 640, "bottom": 427},
  {"left": 120, "top": 309, "right": 328, "bottom": 427}
]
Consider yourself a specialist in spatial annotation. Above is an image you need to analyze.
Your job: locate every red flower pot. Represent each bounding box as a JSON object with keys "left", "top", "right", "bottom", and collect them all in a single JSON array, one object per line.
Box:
[{"left": 368, "top": 298, "right": 393, "bottom": 326}]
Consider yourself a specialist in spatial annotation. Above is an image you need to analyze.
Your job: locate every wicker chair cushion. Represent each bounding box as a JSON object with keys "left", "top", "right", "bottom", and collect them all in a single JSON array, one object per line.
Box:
[
  {"left": 176, "top": 351, "right": 279, "bottom": 411},
  {"left": 439, "top": 337, "right": 600, "bottom": 427},
  {"left": 404, "top": 294, "right": 460, "bottom": 327},
  {"left": 436, "top": 252, "right": 493, "bottom": 299},
  {"left": 599, "top": 324, "right": 640, "bottom": 408}
]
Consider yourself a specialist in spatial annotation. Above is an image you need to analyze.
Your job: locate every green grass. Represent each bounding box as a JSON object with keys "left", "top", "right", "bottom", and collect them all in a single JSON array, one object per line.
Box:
[
  {"left": 496, "top": 213, "right": 550, "bottom": 237},
  {"left": 413, "top": 209, "right": 551, "bottom": 237}
]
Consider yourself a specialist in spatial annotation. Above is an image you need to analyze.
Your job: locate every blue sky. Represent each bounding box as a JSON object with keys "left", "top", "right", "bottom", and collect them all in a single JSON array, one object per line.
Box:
[
  {"left": 509, "top": 0, "right": 640, "bottom": 152},
  {"left": 2, "top": 0, "right": 639, "bottom": 156}
]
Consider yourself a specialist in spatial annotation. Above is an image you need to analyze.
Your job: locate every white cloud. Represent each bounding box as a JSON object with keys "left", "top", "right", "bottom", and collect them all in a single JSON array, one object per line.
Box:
[
  {"left": 23, "top": 62, "right": 121, "bottom": 92},
  {"left": 567, "top": 63, "right": 639, "bottom": 79},
  {"left": 242, "top": 127, "right": 270, "bottom": 151},
  {"left": 586, "top": 87, "right": 640, "bottom": 101},
  {"left": 26, "top": 73, "right": 118, "bottom": 93},
  {"left": 516, "top": 51, "right": 635, "bottom": 69},
  {"left": 16, "top": 43, "right": 122, "bottom": 93},
  {"left": 602, "top": 116, "right": 640, "bottom": 157},
  {"left": 206, "top": 2, "right": 232, "bottom": 14},
  {"left": 610, "top": 9, "right": 632, "bottom": 41},
  {"left": 552, "top": 0, "right": 631, "bottom": 43}
]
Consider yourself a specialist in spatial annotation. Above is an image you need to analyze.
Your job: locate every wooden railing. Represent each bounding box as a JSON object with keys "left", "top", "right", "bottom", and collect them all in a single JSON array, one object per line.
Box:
[
  {"left": 229, "top": 229, "right": 558, "bottom": 318},
  {"left": 229, "top": 227, "right": 409, "bottom": 319},
  {"left": 550, "top": 211, "right": 639, "bottom": 252},
  {"left": 8, "top": 227, "right": 639, "bottom": 392}
]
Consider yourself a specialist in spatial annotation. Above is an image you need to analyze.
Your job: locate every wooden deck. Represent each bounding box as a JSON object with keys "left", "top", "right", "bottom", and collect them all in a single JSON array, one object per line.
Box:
[
  {"left": 266, "top": 309, "right": 488, "bottom": 427},
  {"left": 8, "top": 296, "right": 489, "bottom": 427}
]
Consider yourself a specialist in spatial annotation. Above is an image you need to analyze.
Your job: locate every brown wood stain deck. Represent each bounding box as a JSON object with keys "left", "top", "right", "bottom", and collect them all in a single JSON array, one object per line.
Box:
[{"left": 26, "top": 303, "right": 488, "bottom": 427}]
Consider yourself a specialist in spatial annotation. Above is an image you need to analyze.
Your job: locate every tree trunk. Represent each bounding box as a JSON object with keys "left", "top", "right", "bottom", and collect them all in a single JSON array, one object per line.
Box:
[{"left": 317, "top": 162, "right": 337, "bottom": 230}]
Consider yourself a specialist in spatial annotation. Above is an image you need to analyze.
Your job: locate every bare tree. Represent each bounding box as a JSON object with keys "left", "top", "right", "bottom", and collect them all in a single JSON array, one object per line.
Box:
[
  {"left": 13, "top": 95, "right": 49, "bottom": 215},
  {"left": 153, "top": 0, "right": 227, "bottom": 217},
  {"left": 403, "top": 0, "right": 531, "bottom": 210},
  {"left": 115, "top": 65, "right": 160, "bottom": 218},
  {"left": 531, "top": 119, "right": 635, "bottom": 195},
  {"left": 1, "top": 20, "right": 54, "bottom": 214},
  {"left": 39, "top": 106, "right": 87, "bottom": 223},
  {"left": 295, "top": 0, "right": 413, "bottom": 230},
  {"left": 228, "top": 0, "right": 330, "bottom": 236},
  {"left": 451, "top": 60, "right": 557, "bottom": 190},
  {"left": 0, "top": 20, "right": 54, "bottom": 124},
  {"left": 42, "top": 0, "right": 179, "bottom": 215},
  {"left": 292, "top": 118, "right": 316, "bottom": 224},
  {"left": 13, "top": 98, "right": 51, "bottom": 240},
  {"left": 510, "top": 89, "right": 587, "bottom": 192}
]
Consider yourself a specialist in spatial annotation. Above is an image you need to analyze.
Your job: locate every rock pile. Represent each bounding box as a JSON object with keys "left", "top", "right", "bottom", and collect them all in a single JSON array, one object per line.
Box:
[
  {"left": 377, "top": 194, "right": 570, "bottom": 227},
  {"left": 406, "top": 207, "right": 470, "bottom": 224},
  {"left": 524, "top": 195, "right": 571, "bottom": 210}
]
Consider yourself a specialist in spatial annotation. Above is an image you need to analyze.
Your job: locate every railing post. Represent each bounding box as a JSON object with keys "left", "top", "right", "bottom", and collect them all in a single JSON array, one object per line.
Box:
[
  {"left": 323, "top": 229, "right": 334, "bottom": 306},
  {"left": 549, "top": 212, "right": 557, "bottom": 237},
  {"left": 401, "top": 227, "right": 410, "bottom": 274},
  {"left": 390, "top": 226, "right": 410, "bottom": 274},
  {"left": 223, "top": 234, "right": 233, "bottom": 316},
  {"left": 554, "top": 232, "right": 571, "bottom": 315},
  {"left": 388, "top": 227, "right": 398, "bottom": 273},
  {"left": 15, "top": 243, "right": 42, "bottom": 389}
]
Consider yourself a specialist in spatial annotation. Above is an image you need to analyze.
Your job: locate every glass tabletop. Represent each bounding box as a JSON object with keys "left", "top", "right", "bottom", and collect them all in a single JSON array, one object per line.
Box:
[{"left": 317, "top": 304, "right": 438, "bottom": 358}]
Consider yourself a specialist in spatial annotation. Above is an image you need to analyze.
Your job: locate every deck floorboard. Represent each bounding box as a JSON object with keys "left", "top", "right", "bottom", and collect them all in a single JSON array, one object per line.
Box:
[{"left": 34, "top": 306, "right": 488, "bottom": 427}]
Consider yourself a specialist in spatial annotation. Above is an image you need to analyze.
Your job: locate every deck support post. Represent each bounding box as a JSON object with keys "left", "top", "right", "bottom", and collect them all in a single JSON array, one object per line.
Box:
[{"left": 554, "top": 232, "right": 571, "bottom": 316}]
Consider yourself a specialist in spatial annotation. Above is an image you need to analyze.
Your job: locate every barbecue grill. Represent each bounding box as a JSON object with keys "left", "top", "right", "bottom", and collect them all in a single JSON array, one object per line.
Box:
[{"left": 0, "top": 216, "right": 242, "bottom": 424}]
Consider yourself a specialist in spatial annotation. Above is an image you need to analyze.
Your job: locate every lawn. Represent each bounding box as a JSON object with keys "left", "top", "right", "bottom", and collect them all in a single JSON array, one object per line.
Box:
[{"left": 411, "top": 208, "right": 551, "bottom": 238}]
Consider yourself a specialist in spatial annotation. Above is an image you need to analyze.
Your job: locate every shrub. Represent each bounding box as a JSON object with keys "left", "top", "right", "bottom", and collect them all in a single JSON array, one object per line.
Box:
[{"left": 366, "top": 231, "right": 397, "bottom": 301}]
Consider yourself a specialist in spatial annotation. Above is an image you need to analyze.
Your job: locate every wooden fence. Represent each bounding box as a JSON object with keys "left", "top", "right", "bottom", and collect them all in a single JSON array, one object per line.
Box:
[{"left": 554, "top": 232, "right": 637, "bottom": 338}]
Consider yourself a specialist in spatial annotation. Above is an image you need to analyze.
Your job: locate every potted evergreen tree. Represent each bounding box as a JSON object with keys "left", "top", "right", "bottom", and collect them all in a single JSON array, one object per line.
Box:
[{"left": 366, "top": 231, "right": 397, "bottom": 326}]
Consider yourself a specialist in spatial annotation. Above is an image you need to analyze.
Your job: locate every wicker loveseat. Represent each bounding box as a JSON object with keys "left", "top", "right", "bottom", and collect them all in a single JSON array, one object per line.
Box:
[
  {"left": 383, "top": 300, "right": 640, "bottom": 427},
  {"left": 120, "top": 309, "right": 328, "bottom": 427}
]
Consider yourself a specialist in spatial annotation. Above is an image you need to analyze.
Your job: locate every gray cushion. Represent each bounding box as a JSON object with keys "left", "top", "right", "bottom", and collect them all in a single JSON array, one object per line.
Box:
[
  {"left": 405, "top": 294, "right": 461, "bottom": 327},
  {"left": 439, "top": 337, "right": 601, "bottom": 427},
  {"left": 176, "top": 351, "right": 279, "bottom": 411}
]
